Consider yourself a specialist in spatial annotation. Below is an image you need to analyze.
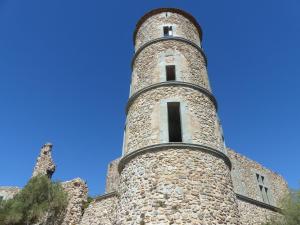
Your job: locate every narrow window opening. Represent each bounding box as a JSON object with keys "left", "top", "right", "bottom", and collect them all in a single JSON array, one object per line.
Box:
[
  {"left": 163, "top": 26, "right": 173, "bottom": 37},
  {"left": 166, "top": 65, "right": 176, "bottom": 81},
  {"left": 265, "top": 187, "right": 270, "bottom": 204},
  {"left": 167, "top": 102, "right": 182, "bottom": 142},
  {"left": 257, "top": 174, "right": 271, "bottom": 204},
  {"left": 259, "top": 185, "right": 265, "bottom": 202}
]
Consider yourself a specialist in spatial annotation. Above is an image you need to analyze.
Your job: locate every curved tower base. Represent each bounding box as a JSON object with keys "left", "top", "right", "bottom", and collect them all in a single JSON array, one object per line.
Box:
[{"left": 116, "top": 144, "right": 240, "bottom": 224}]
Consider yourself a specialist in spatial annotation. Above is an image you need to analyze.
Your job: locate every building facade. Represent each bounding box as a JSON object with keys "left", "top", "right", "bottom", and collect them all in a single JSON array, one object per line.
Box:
[{"left": 81, "top": 8, "right": 289, "bottom": 225}]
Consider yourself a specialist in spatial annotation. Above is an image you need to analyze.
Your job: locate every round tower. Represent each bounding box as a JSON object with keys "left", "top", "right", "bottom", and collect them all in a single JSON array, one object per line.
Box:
[{"left": 117, "top": 8, "right": 240, "bottom": 224}]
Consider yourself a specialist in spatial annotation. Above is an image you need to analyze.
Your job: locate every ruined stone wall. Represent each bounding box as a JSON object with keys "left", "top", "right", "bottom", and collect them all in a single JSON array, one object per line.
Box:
[
  {"left": 0, "top": 186, "right": 20, "bottom": 200},
  {"left": 131, "top": 40, "right": 210, "bottom": 95},
  {"left": 105, "top": 158, "right": 120, "bottom": 193},
  {"left": 116, "top": 148, "right": 240, "bottom": 224},
  {"left": 61, "top": 178, "right": 88, "bottom": 225},
  {"left": 135, "top": 12, "right": 200, "bottom": 50},
  {"left": 32, "top": 143, "right": 56, "bottom": 178},
  {"left": 228, "top": 148, "right": 289, "bottom": 206},
  {"left": 80, "top": 193, "right": 118, "bottom": 225},
  {"left": 125, "top": 86, "right": 224, "bottom": 154}
]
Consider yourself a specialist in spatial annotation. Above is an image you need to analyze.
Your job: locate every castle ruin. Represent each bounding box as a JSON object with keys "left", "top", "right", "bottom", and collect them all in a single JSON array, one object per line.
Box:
[{"left": 0, "top": 8, "right": 289, "bottom": 225}]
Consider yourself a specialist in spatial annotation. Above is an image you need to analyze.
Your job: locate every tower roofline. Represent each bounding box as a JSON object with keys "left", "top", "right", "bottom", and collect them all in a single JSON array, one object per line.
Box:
[{"left": 133, "top": 8, "right": 203, "bottom": 45}]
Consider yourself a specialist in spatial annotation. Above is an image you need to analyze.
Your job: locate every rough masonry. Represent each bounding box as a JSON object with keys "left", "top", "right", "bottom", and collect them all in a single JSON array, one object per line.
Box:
[
  {"left": 0, "top": 7, "right": 290, "bottom": 225},
  {"left": 99, "top": 8, "right": 288, "bottom": 225},
  {"left": 32, "top": 142, "right": 56, "bottom": 178}
]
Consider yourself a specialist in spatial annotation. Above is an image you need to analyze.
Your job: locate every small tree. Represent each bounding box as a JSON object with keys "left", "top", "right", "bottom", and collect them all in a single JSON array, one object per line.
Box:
[
  {"left": 0, "top": 175, "right": 68, "bottom": 225},
  {"left": 263, "top": 188, "right": 300, "bottom": 225}
]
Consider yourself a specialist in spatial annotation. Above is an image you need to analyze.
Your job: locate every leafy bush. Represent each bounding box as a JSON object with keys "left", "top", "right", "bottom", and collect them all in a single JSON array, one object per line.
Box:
[
  {"left": 263, "top": 188, "right": 300, "bottom": 225},
  {"left": 0, "top": 175, "right": 68, "bottom": 225}
]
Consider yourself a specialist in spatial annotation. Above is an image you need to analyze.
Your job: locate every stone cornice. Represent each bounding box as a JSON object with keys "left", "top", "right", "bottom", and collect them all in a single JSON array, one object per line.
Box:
[
  {"left": 126, "top": 81, "right": 217, "bottom": 114},
  {"left": 132, "top": 36, "right": 207, "bottom": 69},
  {"left": 236, "top": 193, "right": 281, "bottom": 212},
  {"left": 94, "top": 191, "right": 118, "bottom": 202},
  {"left": 118, "top": 143, "right": 230, "bottom": 173}
]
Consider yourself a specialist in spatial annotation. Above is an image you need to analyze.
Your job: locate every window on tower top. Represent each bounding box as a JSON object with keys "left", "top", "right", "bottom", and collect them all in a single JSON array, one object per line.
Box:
[
  {"left": 167, "top": 102, "right": 182, "bottom": 142},
  {"left": 166, "top": 65, "right": 176, "bottom": 81},
  {"left": 163, "top": 26, "right": 173, "bottom": 37}
]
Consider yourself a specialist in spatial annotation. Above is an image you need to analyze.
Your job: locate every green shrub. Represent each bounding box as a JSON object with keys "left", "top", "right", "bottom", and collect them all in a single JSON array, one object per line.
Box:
[{"left": 0, "top": 175, "right": 68, "bottom": 225}]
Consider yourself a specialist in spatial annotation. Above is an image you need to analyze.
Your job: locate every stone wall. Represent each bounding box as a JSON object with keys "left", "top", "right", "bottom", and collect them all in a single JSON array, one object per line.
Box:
[
  {"left": 237, "top": 199, "right": 282, "bottom": 225},
  {"left": 116, "top": 147, "right": 240, "bottom": 224},
  {"left": 61, "top": 178, "right": 88, "bottom": 225},
  {"left": 80, "top": 193, "right": 118, "bottom": 225},
  {"left": 0, "top": 186, "right": 20, "bottom": 200},
  {"left": 125, "top": 86, "right": 224, "bottom": 154},
  {"left": 135, "top": 12, "right": 200, "bottom": 50},
  {"left": 228, "top": 148, "right": 288, "bottom": 224},
  {"left": 228, "top": 148, "right": 289, "bottom": 206},
  {"left": 105, "top": 158, "right": 120, "bottom": 193},
  {"left": 131, "top": 40, "right": 210, "bottom": 95}
]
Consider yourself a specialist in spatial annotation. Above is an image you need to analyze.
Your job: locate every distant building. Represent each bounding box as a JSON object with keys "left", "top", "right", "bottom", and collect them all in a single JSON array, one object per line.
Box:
[{"left": 1, "top": 8, "right": 289, "bottom": 225}]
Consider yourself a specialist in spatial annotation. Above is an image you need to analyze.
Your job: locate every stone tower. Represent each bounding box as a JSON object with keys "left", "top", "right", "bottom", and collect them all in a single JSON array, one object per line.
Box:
[
  {"left": 1, "top": 7, "right": 289, "bottom": 225},
  {"left": 116, "top": 8, "right": 241, "bottom": 224}
]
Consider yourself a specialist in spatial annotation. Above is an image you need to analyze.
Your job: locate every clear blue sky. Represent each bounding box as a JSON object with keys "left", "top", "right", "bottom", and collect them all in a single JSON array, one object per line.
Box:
[{"left": 0, "top": 0, "right": 299, "bottom": 196}]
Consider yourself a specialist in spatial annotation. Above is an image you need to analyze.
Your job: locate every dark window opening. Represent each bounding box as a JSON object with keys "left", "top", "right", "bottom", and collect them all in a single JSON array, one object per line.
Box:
[
  {"left": 167, "top": 102, "right": 182, "bottom": 142},
  {"left": 259, "top": 185, "right": 263, "bottom": 194},
  {"left": 265, "top": 188, "right": 270, "bottom": 204},
  {"left": 163, "top": 26, "right": 173, "bottom": 37},
  {"left": 259, "top": 185, "right": 269, "bottom": 204},
  {"left": 166, "top": 65, "right": 176, "bottom": 81}
]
